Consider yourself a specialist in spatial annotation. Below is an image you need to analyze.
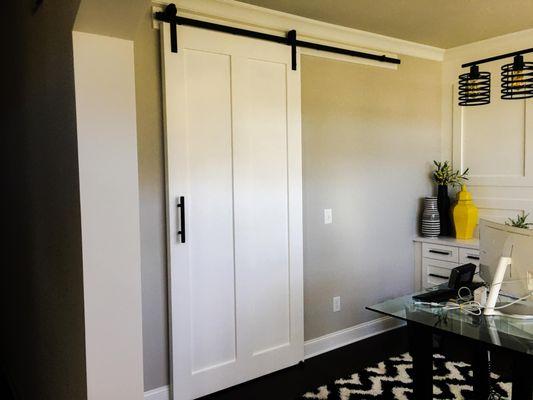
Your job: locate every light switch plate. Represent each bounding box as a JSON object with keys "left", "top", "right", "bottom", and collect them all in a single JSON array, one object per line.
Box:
[
  {"left": 333, "top": 296, "right": 341, "bottom": 312},
  {"left": 324, "top": 209, "right": 333, "bottom": 224}
]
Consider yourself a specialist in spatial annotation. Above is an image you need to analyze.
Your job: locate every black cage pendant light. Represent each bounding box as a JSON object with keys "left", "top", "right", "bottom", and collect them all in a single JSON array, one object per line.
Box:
[
  {"left": 458, "top": 65, "right": 491, "bottom": 106},
  {"left": 501, "top": 55, "right": 533, "bottom": 100}
]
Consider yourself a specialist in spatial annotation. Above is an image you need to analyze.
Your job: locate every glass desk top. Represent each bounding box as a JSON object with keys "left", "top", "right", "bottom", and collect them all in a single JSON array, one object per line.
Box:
[{"left": 367, "top": 290, "right": 533, "bottom": 356}]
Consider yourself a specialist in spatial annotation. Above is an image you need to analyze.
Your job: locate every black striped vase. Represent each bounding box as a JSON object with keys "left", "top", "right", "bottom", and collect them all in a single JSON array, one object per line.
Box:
[{"left": 422, "top": 197, "right": 440, "bottom": 237}]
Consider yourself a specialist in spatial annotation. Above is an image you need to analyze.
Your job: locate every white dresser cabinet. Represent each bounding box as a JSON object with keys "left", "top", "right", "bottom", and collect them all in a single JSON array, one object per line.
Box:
[{"left": 414, "top": 237, "right": 480, "bottom": 291}]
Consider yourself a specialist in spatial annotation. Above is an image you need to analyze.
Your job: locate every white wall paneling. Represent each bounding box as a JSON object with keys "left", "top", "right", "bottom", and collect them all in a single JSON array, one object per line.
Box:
[
  {"left": 473, "top": 197, "right": 533, "bottom": 223},
  {"left": 452, "top": 58, "right": 533, "bottom": 188},
  {"left": 442, "top": 30, "right": 533, "bottom": 225},
  {"left": 161, "top": 23, "right": 303, "bottom": 399}
]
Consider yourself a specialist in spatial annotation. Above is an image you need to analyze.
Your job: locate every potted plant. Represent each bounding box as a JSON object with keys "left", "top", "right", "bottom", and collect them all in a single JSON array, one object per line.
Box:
[
  {"left": 432, "top": 161, "right": 469, "bottom": 236},
  {"left": 505, "top": 212, "right": 532, "bottom": 230}
]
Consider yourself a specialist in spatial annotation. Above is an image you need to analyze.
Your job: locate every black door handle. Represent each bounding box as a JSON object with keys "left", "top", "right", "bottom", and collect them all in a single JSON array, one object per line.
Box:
[
  {"left": 467, "top": 255, "right": 480, "bottom": 260},
  {"left": 177, "top": 196, "right": 186, "bottom": 243}
]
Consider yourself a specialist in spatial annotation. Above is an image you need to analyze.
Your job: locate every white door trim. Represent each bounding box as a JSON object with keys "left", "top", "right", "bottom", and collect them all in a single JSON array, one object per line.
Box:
[
  {"left": 144, "top": 386, "right": 171, "bottom": 400},
  {"left": 304, "top": 317, "right": 405, "bottom": 360}
]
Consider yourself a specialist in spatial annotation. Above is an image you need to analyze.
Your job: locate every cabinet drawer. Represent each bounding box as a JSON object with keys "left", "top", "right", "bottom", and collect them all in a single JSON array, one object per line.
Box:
[
  {"left": 422, "top": 243, "right": 459, "bottom": 263},
  {"left": 459, "top": 248, "right": 480, "bottom": 266},
  {"left": 423, "top": 258, "right": 458, "bottom": 289}
]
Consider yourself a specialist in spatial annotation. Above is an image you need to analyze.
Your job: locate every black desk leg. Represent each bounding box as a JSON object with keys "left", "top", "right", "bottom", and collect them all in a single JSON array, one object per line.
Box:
[
  {"left": 407, "top": 321, "right": 433, "bottom": 399},
  {"left": 512, "top": 353, "right": 533, "bottom": 400},
  {"left": 471, "top": 344, "right": 489, "bottom": 400}
]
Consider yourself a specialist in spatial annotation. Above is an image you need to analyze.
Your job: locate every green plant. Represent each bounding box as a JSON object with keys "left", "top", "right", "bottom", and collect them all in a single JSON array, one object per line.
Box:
[
  {"left": 432, "top": 161, "right": 469, "bottom": 187},
  {"left": 505, "top": 212, "right": 532, "bottom": 230}
]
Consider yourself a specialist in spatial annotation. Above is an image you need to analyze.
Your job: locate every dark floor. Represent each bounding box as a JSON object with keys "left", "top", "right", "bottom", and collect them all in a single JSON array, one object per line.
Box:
[
  {"left": 199, "top": 326, "right": 515, "bottom": 400},
  {"left": 201, "top": 328, "right": 407, "bottom": 400}
]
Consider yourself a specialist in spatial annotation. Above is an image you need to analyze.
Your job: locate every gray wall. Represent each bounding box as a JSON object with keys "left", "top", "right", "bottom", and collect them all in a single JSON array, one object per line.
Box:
[
  {"left": 132, "top": 12, "right": 441, "bottom": 388},
  {"left": 4, "top": 1, "right": 87, "bottom": 399},
  {"left": 302, "top": 55, "right": 441, "bottom": 340},
  {"left": 134, "top": 8, "right": 169, "bottom": 391}
]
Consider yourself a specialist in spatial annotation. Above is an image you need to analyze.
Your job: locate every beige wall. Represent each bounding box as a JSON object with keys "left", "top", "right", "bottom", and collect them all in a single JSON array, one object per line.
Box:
[
  {"left": 302, "top": 55, "right": 442, "bottom": 340},
  {"left": 134, "top": 7, "right": 170, "bottom": 391}
]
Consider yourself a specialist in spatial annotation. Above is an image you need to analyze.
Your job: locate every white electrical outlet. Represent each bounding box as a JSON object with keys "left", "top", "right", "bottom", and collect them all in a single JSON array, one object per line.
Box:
[
  {"left": 324, "top": 209, "right": 333, "bottom": 224},
  {"left": 333, "top": 296, "right": 341, "bottom": 312},
  {"left": 528, "top": 270, "right": 533, "bottom": 291}
]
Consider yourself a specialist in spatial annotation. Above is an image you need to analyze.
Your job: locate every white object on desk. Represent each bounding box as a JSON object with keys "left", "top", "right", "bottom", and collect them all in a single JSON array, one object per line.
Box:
[
  {"left": 484, "top": 256, "right": 512, "bottom": 316},
  {"left": 473, "top": 286, "right": 488, "bottom": 307}
]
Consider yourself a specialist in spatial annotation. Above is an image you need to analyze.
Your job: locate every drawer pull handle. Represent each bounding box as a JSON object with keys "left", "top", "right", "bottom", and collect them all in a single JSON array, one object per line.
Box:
[
  {"left": 428, "top": 273, "right": 449, "bottom": 280},
  {"left": 467, "top": 255, "right": 480, "bottom": 260},
  {"left": 429, "top": 249, "right": 451, "bottom": 256}
]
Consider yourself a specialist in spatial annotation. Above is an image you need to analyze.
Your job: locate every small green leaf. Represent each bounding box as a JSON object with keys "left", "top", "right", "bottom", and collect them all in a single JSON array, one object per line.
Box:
[{"left": 506, "top": 212, "right": 532, "bottom": 229}]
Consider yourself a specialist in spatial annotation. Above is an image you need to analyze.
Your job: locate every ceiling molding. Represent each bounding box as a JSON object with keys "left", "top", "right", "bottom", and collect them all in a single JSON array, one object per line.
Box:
[
  {"left": 152, "top": 0, "right": 445, "bottom": 62},
  {"left": 444, "top": 28, "right": 533, "bottom": 63}
]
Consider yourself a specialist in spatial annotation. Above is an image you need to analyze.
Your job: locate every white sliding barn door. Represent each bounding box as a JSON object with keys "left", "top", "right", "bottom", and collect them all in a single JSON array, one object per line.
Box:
[{"left": 161, "top": 23, "right": 303, "bottom": 400}]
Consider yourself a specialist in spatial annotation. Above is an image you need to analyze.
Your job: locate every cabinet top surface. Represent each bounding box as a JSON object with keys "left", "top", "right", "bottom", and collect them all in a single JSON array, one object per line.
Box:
[{"left": 414, "top": 236, "right": 479, "bottom": 250}]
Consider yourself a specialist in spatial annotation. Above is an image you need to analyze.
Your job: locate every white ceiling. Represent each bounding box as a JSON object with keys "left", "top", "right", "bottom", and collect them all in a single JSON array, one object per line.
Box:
[{"left": 239, "top": 0, "right": 533, "bottom": 49}]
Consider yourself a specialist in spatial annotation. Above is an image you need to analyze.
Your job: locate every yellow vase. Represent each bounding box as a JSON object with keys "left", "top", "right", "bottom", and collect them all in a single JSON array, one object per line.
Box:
[{"left": 453, "top": 185, "right": 478, "bottom": 240}]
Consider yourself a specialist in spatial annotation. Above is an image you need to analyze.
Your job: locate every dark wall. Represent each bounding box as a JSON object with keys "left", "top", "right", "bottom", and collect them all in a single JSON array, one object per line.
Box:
[{"left": 3, "top": 1, "right": 86, "bottom": 399}]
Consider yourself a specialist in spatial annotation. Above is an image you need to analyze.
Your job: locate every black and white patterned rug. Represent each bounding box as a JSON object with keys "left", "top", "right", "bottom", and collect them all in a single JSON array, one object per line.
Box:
[{"left": 299, "top": 353, "right": 512, "bottom": 400}]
